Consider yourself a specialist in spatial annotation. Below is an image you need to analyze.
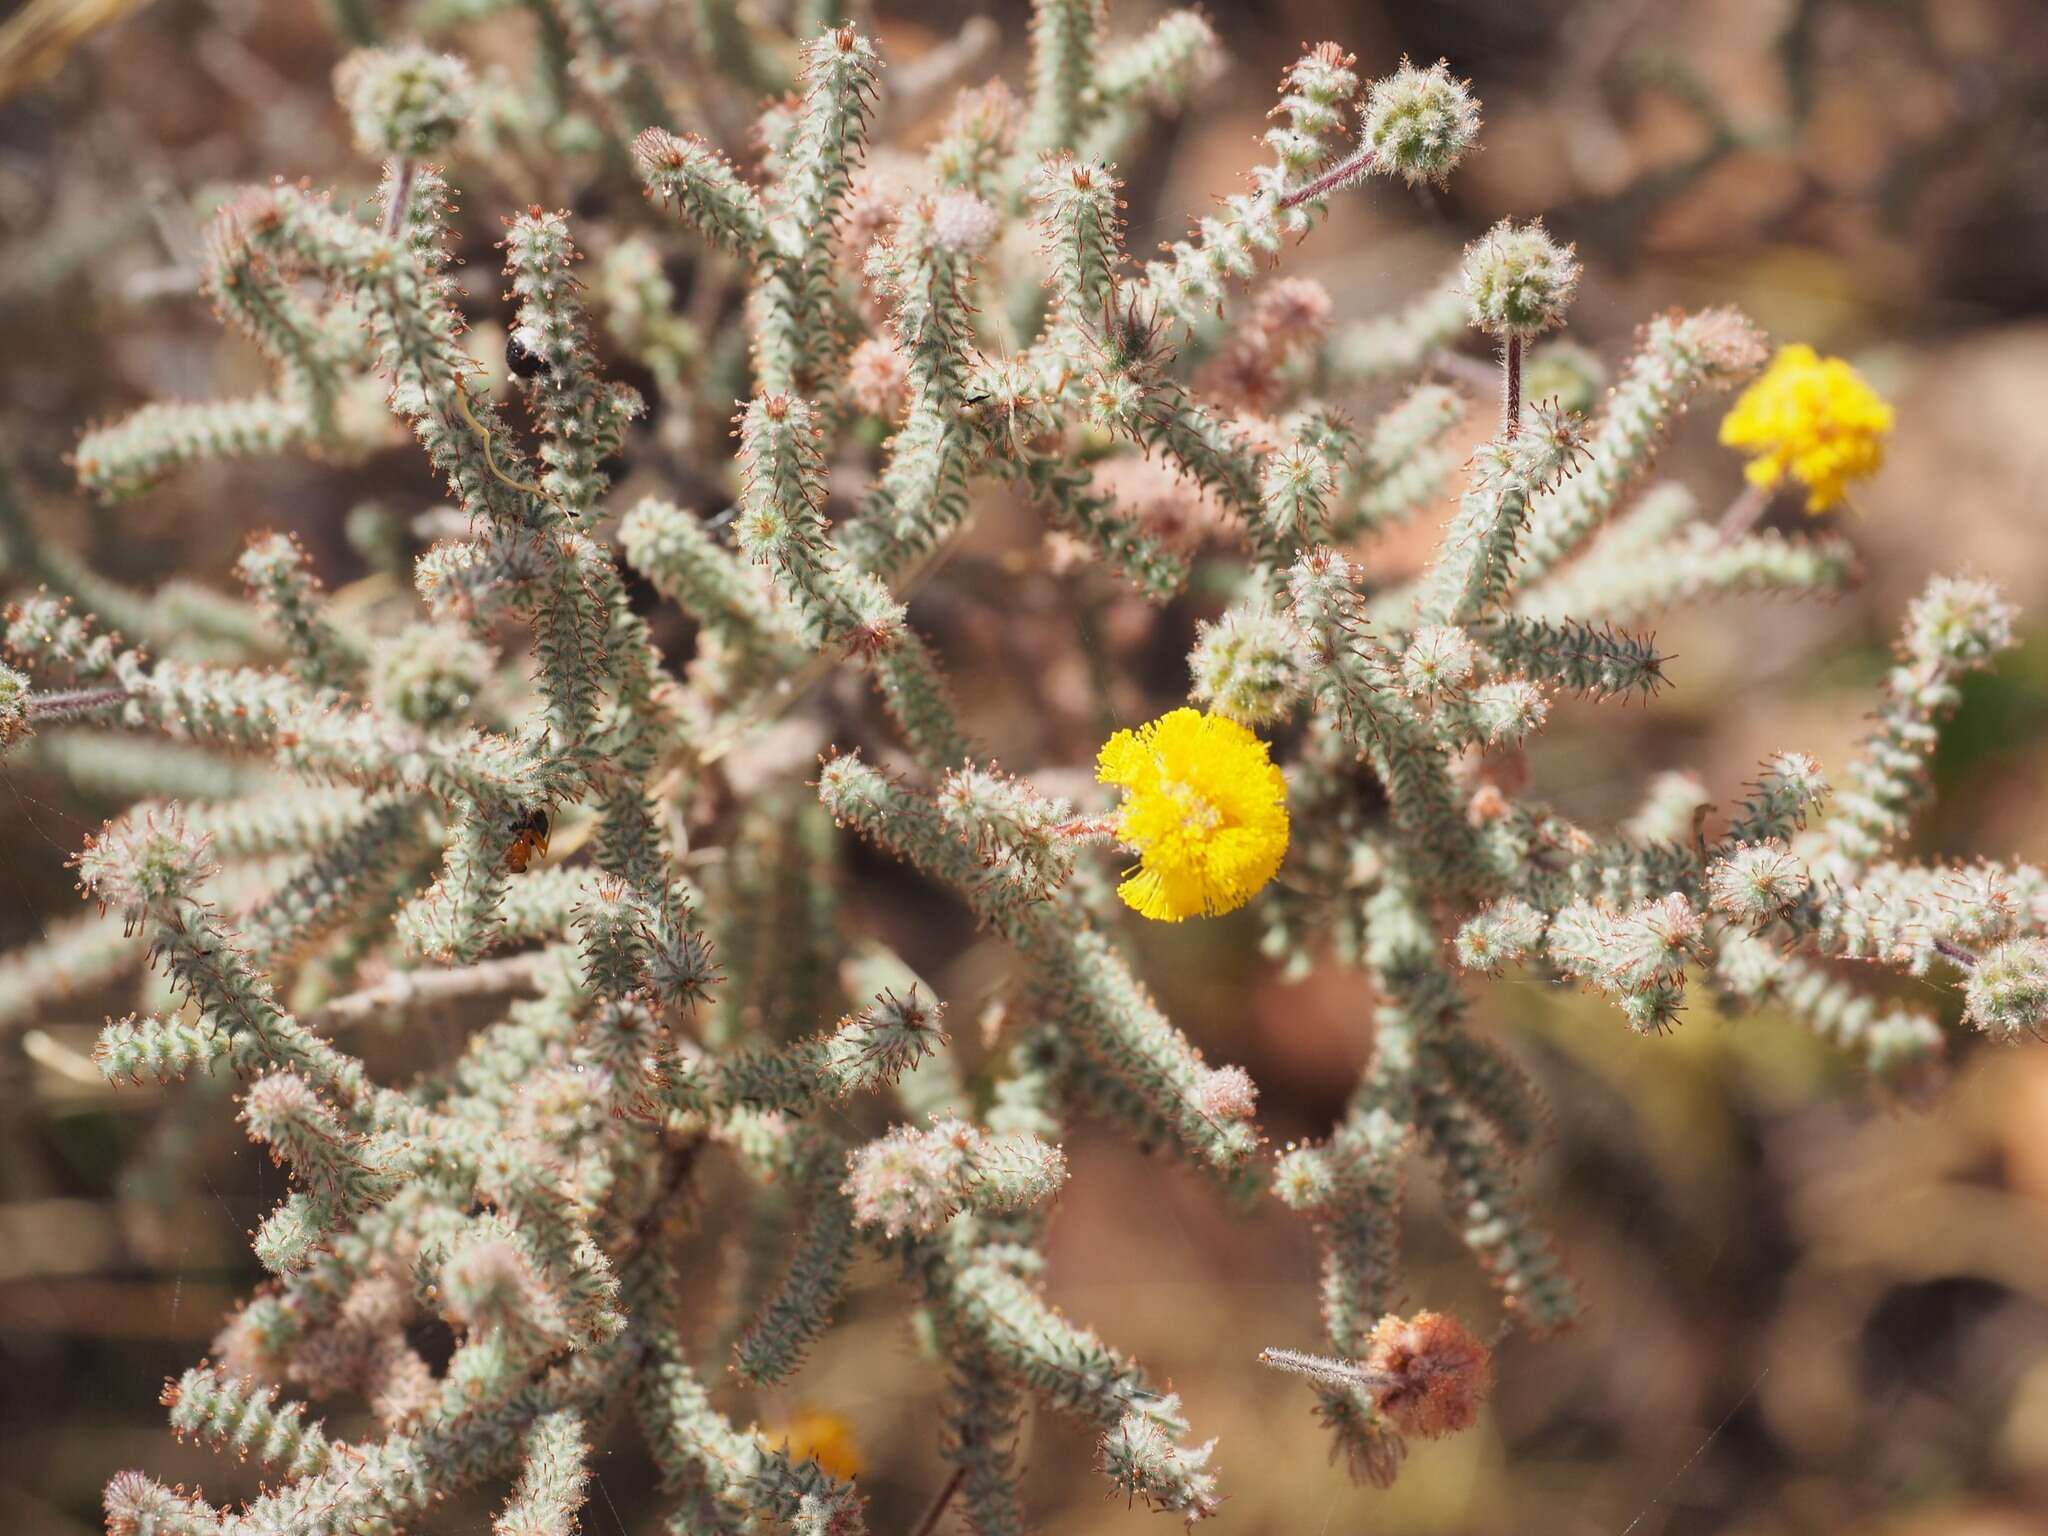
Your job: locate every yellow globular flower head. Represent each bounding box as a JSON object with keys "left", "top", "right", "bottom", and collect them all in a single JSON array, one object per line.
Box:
[
  {"left": 1717, "top": 343, "right": 1893, "bottom": 513},
  {"left": 1096, "top": 707, "right": 1290, "bottom": 922},
  {"left": 760, "top": 1408, "right": 862, "bottom": 1480}
]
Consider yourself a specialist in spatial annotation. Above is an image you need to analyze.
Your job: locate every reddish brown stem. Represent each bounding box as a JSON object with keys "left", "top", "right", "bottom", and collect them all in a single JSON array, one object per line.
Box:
[
  {"left": 26, "top": 687, "right": 130, "bottom": 720},
  {"left": 1714, "top": 482, "right": 1771, "bottom": 543},
  {"left": 1278, "top": 148, "right": 1376, "bottom": 211},
  {"left": 382, "top": 157, "right": 416, "bottom": 239},
  {"left": 1502, "top": 336, "right": 1523, "bottom": 437},
  {"left": 908, "top": 1464, "right": 967, "bottom": 1536},
  {"left": 1934, "top": 938, "right": 1980, "bottom": 970}
]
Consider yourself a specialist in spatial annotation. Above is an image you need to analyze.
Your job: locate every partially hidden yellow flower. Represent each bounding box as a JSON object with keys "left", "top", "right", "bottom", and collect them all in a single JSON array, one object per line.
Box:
[
  {"left": 1096, "top": 707, "right": 1289, "bottom": 922},
  {"left": 1718, "top": 342, "right": 1892, "bottom": 513},
  {"left": 760, "top": 1408, "right": 862, "bottom": 1480}
]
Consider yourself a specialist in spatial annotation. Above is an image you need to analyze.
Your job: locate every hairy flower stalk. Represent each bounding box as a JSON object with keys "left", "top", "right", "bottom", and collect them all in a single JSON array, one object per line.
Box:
[{"left": 4, "top": 11, "right": 2040, "bottom": 1530}]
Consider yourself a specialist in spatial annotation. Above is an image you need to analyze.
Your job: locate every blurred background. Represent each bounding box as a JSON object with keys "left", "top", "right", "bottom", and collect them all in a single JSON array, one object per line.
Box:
[{"left": 5, "top": 0, "right": 2048, "bottom": 1532}]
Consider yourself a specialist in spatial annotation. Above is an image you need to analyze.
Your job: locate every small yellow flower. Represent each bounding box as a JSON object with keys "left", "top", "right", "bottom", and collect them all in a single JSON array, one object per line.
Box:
[
  {"left": 1718, "top": 342, "right": 1893, "bottom": 513},
  {"left": 1096, "top": 707, "right": 1289, "bottom": 922},
  {"left": 760, "top": 1408, "right": 862, "bottom": 1480}
]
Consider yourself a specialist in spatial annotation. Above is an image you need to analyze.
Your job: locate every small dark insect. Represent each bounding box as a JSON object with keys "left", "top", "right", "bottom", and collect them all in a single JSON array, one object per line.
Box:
[
  {"left": 504, "top": 807, "right": 551, "bottom": 874},
  {"left": 506, "top": 327, "right": 551, "bottom": 381}
]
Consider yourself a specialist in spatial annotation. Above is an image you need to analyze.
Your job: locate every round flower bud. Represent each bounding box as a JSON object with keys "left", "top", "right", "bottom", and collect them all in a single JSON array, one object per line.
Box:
[
  {"left": 335, "top": 44, "right": 474, "bottom": 161},
  {"left": 1461, "top": 219, "right": 1580, "bottom": 339},
  {"left": 1963, "top": 938, "right": 2048, "bottom": 1044},
  {"left": 1189, "top": 604, "right": 1310, "bottom": 726},
  {"left": 370, "top": 621, "right": 493, "bottom": 728},
  {"left": 1362, "top": 59, "right": 1481, "bottom": 187},
  {"left": 0, "top": 661, "right": 30, "bottom": 751}
]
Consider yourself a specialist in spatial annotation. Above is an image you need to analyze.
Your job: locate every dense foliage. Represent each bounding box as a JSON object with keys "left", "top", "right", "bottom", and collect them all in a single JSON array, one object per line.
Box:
[{"left": 1, "top": 3, "right": 2039, "bottom": 1531}]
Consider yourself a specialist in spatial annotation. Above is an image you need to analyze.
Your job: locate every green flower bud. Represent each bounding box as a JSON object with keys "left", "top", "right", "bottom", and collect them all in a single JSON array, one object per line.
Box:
[
  {"left": 0, "top": 661, "right": 30, "bottom": 752},
  {"left": 1189, "top": 604, "right": 1310, "bottom": 726},
  {"left": 335, "top": 44, "right": 474, "bottom": 160},
  {"left": 1461, "top": 219, "right": 1579, "bottom": 339},
  {"left": 1362, "top": 59, "right": 1480, "bottom": 186}
]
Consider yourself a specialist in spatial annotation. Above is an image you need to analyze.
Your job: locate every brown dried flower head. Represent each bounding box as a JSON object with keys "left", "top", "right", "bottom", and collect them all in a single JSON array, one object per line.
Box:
[{"left": 1362, "top": 1310, "right": 1492, "bottom": 1439}]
